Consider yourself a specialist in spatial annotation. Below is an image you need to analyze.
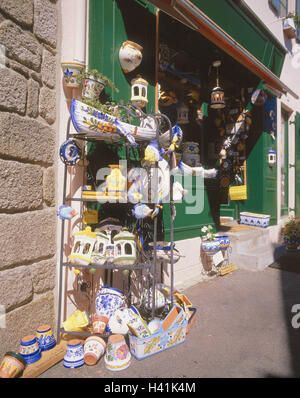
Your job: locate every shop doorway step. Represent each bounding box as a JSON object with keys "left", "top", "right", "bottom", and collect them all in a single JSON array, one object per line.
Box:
[{"left": 220, "top": 226, "right": 281, "bottom": 271}]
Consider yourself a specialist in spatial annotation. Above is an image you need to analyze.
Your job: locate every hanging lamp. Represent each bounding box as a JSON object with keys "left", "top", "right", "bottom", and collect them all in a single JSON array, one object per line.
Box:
[{"left": 210, "top": 60, "right": 225, "bottom": 109}]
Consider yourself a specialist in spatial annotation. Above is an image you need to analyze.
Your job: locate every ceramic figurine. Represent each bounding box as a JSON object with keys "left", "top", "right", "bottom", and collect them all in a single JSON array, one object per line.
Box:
[
  {"left": 95, "top": 287, "right": 126, "bottom": 319},
  {"left": 36, "top": 325, "right": 56, "bottom": 352},
  {"left": 59, "top": 139, "right": 82, "bottom": 166},
  {"left": 104, "top": 334, "right": 132, "bottom": 371},
  {"left": 119, "top": 41, "right": 143, "bottom": 73},
  {"left": 131, "top": 75, "right": 148, "bottom": 108},
  {"left": 84, "top": 336, "right": 106, "bottom": 366},
  {"left": 56, "top": 205, "right": 78, "bottom": 220},
  {"left": 61, "top": 62, "right": 85, "bottom": 88},
  {"left": 68, "top": 227, "right": 97, "bottom": 265},
  {"left": 19, "top": 335, "right": 41, "bottom": 365},
  {"left": 113, "top": 228, "right": 137, "bottom": 267},
  {"left": 91, "top": 229, "right": 109, "bottom": 265},
  {"left": 63, "top": 340, "right": 84, "bottom": 368},
  {"left": 0, "top": 352, "right": 26, "bottom": 378}
]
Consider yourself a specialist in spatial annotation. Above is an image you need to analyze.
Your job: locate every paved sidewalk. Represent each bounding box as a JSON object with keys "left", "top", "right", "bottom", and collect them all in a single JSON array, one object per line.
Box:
[{"left": 39, "top": 266, "right": 300, "bottom": 378}]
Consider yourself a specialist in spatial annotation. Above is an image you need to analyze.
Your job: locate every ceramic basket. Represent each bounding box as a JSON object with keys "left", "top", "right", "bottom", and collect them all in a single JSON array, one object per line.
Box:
[
  {"left": 240, "top": 212, "right": 270, "bottom": 228},
  {"left": 129, "top": 319, "right": 188, "bottom": 360}
]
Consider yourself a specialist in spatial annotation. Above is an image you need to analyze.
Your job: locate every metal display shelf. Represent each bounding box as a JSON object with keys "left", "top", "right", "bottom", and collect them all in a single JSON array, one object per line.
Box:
[{"left": 56, "top": 109, "right": 175, "bottom": 344}]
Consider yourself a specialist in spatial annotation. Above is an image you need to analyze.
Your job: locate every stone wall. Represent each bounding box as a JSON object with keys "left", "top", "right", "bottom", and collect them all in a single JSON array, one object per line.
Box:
[{"left": 0, "top": 0, "right": 59, "bottom": 359}]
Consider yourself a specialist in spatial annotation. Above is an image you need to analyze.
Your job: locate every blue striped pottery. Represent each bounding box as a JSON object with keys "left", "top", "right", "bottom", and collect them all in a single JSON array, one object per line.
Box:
[
  {"left": 19, "top": 335, "right": 41, "bottom": 365},
  {"left": 201, "top": 239, "right": 220, "bottom": 254},
  {"left": 63, "top": 340, "right": 84, "bottom": 368},
  {"left": 215, "top": 235, "right": 230, "bottom": 251},
  {"left": 36, "top": 325, "right": 56, "bottom": 352}
]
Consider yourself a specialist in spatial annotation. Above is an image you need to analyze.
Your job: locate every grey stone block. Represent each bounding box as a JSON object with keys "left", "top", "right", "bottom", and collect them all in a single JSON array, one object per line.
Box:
[
  {"left": 0, "top": 112, "right": 56, "bottom": 165},
  {"left": 0, "top": 208, "right": 56, "bottom": 269},
  {"left": 27, "top": 78, "right": 40, "bottom": 118},
  {"left": 0, "top": 0, "right": 34, "bottom": 27},
  {"left": 0, "top": 20, "right": 42, "bottom": 70},
  {"left": 0, "top": 293, "right": 55, "bottom": 360},
  {"left": 0, "top": 266, "right": 33, "bottom": 312},
  {"left": 30, "top": 257, "right": 56, "bottom": 294},
  {"left": 43, "top": 166, "right": 55, "bottom": 206},
  {"left": 0, "top": 68, "right": 27, "bottom": 114},
  {"left": 34, "top": 0, "right": 58, "bottom": 48},
  {"left": 39, "top": 86, "right": 56, "bottom": 125},
  {"left": 41, "top": 48, "right": 56, "bottom": 88}
]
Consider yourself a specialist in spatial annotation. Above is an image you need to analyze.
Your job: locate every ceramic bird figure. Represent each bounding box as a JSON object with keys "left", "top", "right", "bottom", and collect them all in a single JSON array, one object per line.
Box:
[
  {"left": 144, "top": 140, "right": 164, "bottom": 163},
  {"left": 132, "top": 203, "right": 153, "bottom": 219},
  {"left": 56, "top": 205, "right": 78, "bottom": 220}
]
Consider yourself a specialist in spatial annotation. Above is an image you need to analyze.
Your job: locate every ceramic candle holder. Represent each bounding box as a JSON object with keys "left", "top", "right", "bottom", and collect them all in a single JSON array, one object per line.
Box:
[
  {"left": 0, "top": 352, "right": 26, "bottom": 378},
  {"left": 104, "top": 334, "right": 131, "bottom": 371},
  {"left": 92, "top": 314, "right": 109, "bottom": 334},
  {"left": 36, "top": 324, "right": 56, "bottom": 352},
  {"left": 63, "top": 339, "right": 84, "bottom": 368},
  {"left": 84, "top": 336, "right": 106, "bottom": 366},
  {"left": 19, "top": 335, "right": 41, "bottom": 365}
]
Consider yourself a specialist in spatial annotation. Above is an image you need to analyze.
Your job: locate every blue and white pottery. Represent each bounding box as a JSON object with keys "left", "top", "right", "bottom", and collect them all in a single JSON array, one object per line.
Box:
[
  {"left": 36, "top": 325, "right": 56, "bottom": 352},
  {"left": 201, "top": 239, "right": 220, "bottom": 254},
  {"left": 63, "top": 340, "right": 84, "bottom": 368},
  {"left": 215, "top": 235, "right": 230, "bottom": 251},
  {"left": 19, "top": 335, "right": 41, "bottom": 365},
  {"left": 95, "top": 287, "right": 126, "bottom": 319},
  {"left": 59, "top": 139, "right": 82, "bottom": 166}
]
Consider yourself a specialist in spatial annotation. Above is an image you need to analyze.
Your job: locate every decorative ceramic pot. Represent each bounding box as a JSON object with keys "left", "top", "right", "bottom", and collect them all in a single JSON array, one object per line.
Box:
[
  {"left": 104, "top": 334, "right": 131, "bottom": 371},
  {"left": 95, "top": 287, "right": 126, "bottom": 319},
  {"left": 181, "top": 142, "right": 199, "bottom": 154},
  {"left": 84, "top": 336, "right": 106, "bottom": 366},
  {"left": 63, "top": 339, "right": 84, "bottom": 368},
  {"left": 201, "top": 239, "right": 220, "bottom": 254},
  {"left": 92, "top": 314, "right": 109, "bottom": 335},
  {"left": 82, "top": 75, "right": 106, "bottom": 100},
  {"left": 182, "top": 152, "right": 200, "bottom": 167},
  {"left": 0, "top": 352, "right": 26, "bottom": 378},
  {"left": 61, "top": 62, "right": 85, "bottom": 88},
  {"left": 284, "top": 236, "right": 300, "bottom": 250},
  {"left": 19, "top": 335, "right": 41, "bottom": 365},
  {"left": 113, "top": 228, "right": 137, "bottom": 267},
  {"left": 59, "top": 139, "right": 82, "bottom": 166},
  {"left": 119, "top": 41, "right": 143, "bottom": 73},
  {"left": 36, "top": 325, "right": 56, "bottom": 352},
  {"left": 215, "top": 235, "right": 230, "bottom": 251}
]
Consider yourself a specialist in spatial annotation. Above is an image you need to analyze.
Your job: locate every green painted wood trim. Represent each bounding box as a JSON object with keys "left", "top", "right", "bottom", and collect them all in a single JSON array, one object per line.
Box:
[{"left": 296, "top": 112, "right": 300, "bottom": 217}]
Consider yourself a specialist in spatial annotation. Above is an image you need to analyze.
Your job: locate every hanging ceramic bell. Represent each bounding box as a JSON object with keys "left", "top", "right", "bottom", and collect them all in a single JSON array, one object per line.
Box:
[
  {"left": 119, "top": 41, "right": 143, "bottom": 73},
  {"left": 113, "top": 228, "right": 137, "bottom": 267},
  {"left": 130, "top": 75, "right": 148, "bottom": 108}
]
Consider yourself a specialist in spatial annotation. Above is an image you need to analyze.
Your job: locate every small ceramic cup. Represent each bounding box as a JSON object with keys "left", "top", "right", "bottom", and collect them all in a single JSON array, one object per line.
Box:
[
  {"left": 84, "top": 336, "right": 106, "bottom": 366},
  {"left": 36, "top": 324, "right": 56, "bottom": 352},
  {"left": 92, "top": 314, "right": 109, "bottom": 334},
  {"left": 0, "top": 352, "right": 26, "bottom": 378},
  {"left": 104, "top": 334, "right": 131, "bottom": 372},
  {"left": 19, "top": 335, "right": 41, "bottom": 365},
  {"left": 63, "top": 339, "right": 84, "bottom": 369}
]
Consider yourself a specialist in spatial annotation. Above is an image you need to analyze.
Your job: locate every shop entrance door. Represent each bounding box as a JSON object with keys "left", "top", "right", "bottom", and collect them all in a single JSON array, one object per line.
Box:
[
  {"left": 280, "top": 109, "right": 289, "bottom": 217},
  {"left": 295, "top": 112, "right": 300, "bottom": 218}
]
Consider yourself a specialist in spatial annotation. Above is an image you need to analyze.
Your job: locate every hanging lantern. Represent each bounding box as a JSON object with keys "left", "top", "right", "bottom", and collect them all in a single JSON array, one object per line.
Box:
[
  {"left": 268, "top": 148, "right": 277, "bottom": 166},
  {"left": 176, "top": 103, "right": 189, "bottom": 124},
  {"left": 210, "top": 60, "right": 225, "bottom": 109},
  {"left": 131, "top": 75, "right": 148, "bottom": 108}
]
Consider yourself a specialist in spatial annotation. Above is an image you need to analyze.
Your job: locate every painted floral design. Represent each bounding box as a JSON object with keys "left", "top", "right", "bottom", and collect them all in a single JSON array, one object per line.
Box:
[
  {"left": 64, "top": 68, "right": 74, "bottom": 83},
  {"left": 116, "top": 344, "right": 128, "bottom": 361}
]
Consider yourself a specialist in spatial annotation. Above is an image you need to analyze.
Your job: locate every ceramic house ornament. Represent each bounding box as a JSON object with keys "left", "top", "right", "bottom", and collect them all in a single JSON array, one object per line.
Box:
[
  {"left": 119, "top": 41, "right": 143, "bottom": 73},
  {"left": 68, "top": 227, "right": 97, "bottom": 265},
  {"left": 91, "top": 229, "right": 109, "bottom": 265},
  {"left": 131, "top": 75, "right": 148, "bottom": 108},
  {"left": 113, "top": 228, "right": 137, "bottom": 267}
]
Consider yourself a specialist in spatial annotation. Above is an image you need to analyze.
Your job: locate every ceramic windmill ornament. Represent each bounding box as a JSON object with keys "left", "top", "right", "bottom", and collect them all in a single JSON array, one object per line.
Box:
[
  {"left": 131, "top": 75, "right": 148, "bottom": 108},
  {"left": 119, "top": 41, "right": 143, "bottom": 73},
  {"left": 113, "top": 228, "right": 137, "bottom": 267}
]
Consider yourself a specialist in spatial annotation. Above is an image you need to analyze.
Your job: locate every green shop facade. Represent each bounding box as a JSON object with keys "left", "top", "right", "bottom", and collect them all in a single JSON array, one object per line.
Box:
[{"left": 87, "top": 0, "right": 300, "bottom": 242}]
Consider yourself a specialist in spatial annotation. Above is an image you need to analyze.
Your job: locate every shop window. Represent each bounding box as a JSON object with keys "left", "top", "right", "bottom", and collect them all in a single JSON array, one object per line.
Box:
[{"left": 269, "top": 0, "right": 288, "bottom": 17}]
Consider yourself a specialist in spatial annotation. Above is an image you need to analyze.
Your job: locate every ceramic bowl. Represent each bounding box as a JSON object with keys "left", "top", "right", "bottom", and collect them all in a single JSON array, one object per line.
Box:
[
  {"left": 0, "top": 352, "right": 26, "bottom": 378},
  {"left": 95, "top": 287, "right": 126, "bottom": 318},
  {"left": 63, "top": 339, "right": 84, "bottom": 368},
  {"left": 104, "top": 334, "right": 131, "bottom": 371},
  {"left": 36, "top": 324, "right": 56, "bottom": 352},
  {"left": 19, "top": 335, "right": 41, "bottom": 365},
  {"left": 84, "top": 336, "right": 106, "bottom": 366}
]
